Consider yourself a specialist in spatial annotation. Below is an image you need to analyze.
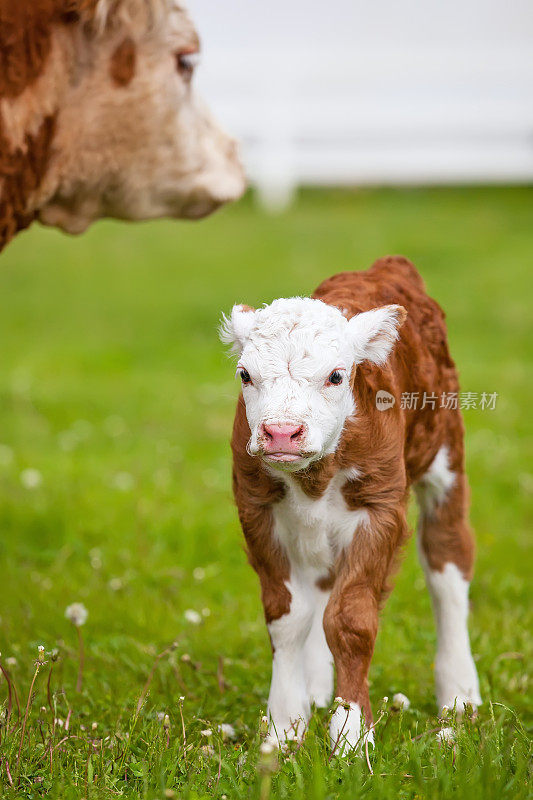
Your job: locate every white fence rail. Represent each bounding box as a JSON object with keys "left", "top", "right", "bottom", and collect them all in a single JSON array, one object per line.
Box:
[{"left": 189, "top": 0, "right": 533, "bottom": 205}]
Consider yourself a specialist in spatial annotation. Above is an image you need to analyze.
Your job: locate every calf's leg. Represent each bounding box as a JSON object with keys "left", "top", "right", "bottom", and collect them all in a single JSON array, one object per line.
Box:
[
  {"left": 324, "top": 583, "right": 378, "bottom": 754},
  {"left": 416, "top": 444, "right": 481, "bottom": 712},
  {"left": 264, "top": 571, "right": 315, "bottom": 743},
  {"left": 323, "top": 503, "right": 408, "bottom": 754},
  {"left": 303, "top": 583, "right": 334, "bottom": 708}
]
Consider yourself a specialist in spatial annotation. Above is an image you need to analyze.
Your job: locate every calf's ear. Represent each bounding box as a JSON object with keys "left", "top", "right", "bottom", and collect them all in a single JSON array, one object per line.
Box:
[
  {"left": 347, "top": 304, "right": 407, "bottom": 366},
  {"left": 219, "top": 305, "right": 257, "bottom": 355}
]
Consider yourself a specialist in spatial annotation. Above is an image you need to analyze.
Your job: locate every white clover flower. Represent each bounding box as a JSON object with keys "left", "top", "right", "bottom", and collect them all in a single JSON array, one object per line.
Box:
[
  {"left": 65, "top": 603, "right": 88, "bottom": 627},
  {"left": 157, "top": 712, "right": 165, "bottom": 722},
  {"left": 200, "top": 729, "right": 212, "bottom": 737},
  {"left": 201, "top": 608, "right": 211, "bottom": 618},
  {"left": 436, "top": 727, "right": 456, "bottom": 745},
  {"left": 5, "top": 657, "right": 17, "bottom": 668},
  {"left": 184, "top": 609, "right": 201, "bottom": 625},
  {"left": 108, "top": 577, "right": 123, "bottom": 591},
  {"left": 218, "top": 723, "right": 237, "bottom": 740},
  {"left": 193, "top": 567, "right": 205, "bottom": 581},
  {"left": 179, "top": 696, "right": 185, "bottom": 702},
  {"left": 392, "top": 692, "right": 410, "bottom": 710},
  {"left": 200, "top": 745, "right": 215, "bottom": 757},
  {"left": 20, "top": 468, "right": 42, "bottom": 489}
]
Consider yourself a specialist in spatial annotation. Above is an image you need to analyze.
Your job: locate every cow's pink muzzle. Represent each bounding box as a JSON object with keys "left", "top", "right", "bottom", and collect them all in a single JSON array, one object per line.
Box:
[{"left": 260, "top": 423, "right": 306, "bottom": 461}]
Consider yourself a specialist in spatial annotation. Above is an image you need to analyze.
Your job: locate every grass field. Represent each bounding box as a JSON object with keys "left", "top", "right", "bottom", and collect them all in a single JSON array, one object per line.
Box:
[{"left": 0, "top": 187, "right": 531, "bottom": 799}]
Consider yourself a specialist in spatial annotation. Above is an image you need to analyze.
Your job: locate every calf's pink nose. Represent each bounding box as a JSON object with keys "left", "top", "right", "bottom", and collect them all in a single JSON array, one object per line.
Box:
[{"left": 261, "top": 423, "right": 304, "bottom": 453}]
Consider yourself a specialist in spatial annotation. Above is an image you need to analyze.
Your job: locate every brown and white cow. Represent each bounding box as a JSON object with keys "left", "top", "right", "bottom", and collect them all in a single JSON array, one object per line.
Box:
[
  {"left": 0, "top": 0, "right": 245, "bottom": 251},
  {"left": 221, "top": 256, "right": 481, "bottom": 753}
]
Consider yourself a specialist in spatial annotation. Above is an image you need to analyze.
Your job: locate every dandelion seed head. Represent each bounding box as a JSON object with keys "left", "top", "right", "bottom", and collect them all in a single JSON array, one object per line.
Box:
[
  {"left": 392, "top": 692, "right": 410, "bottom": 710},
  {"left": 218, "top": 723, "right": 237, "bottom": 740},
  {"left": 0, "top": 444, "right": 14, "bottom": 466},
  {"left": 104, "top": 415, "right": 127, "bottom": 437},
  {"left": 184, "top": 609, "right": 201, "bottom": 625},
  {"left": 112, "top": 471, "right": 135, "bottom": 492},
  {"left": 20, "top": 468, "right": 42, "bottom": 489},
  {"left": 437, "top": 726, "right": 455, "bottom": 745},
  {"left": 65, "top": 602, "right": 88, "bottom": 627},
  {"left": 259, "top": 740, "right": 277, "bottom": 755}
]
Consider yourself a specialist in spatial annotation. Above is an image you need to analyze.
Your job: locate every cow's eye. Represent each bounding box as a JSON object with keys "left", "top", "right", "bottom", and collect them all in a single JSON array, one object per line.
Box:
[
  {"left": 327, "top": 370, "right": 343, "bottom": 386},
  {"left": 176, "top": 50, "right": 199, "bottom": 82},
  {"left": 239, "top": 369, "right": 252, "bottom": 385}
]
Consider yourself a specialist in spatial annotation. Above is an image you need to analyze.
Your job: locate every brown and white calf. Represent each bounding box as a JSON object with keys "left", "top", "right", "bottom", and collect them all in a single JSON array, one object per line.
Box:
[{"left": 221, "top": 256, "right": 481, "bottom": 753}]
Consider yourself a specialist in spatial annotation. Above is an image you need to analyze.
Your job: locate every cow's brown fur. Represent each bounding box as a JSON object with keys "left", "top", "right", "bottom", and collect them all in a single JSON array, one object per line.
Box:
[
  {"left": 0, "top": 0, "right": 70, "bottom": 246},
  {"left": 231, "top": 255, "right": 475, "bottom": 724},
  {"left": 0, "top": 1, "right": 93, "bottom": 248},
  {"left": 0, "top": 113, "right": 57, "bottom": 246}
]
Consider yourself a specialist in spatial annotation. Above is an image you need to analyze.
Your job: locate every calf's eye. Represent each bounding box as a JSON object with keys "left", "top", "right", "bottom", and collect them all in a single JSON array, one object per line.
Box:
[
  {"left": 327, "top": 370, "right": 343, "bottom": 386},
  {"left": 239, "top": 369, "right": 252, "bottom": 385},
  {"left": 176, "top": 50, "right": 199, "bottom": 82}
]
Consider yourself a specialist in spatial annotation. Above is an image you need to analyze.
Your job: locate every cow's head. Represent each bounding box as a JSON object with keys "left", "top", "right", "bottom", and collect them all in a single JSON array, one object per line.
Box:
[
  {"left": 221, "top": 298, "right": 406, "bottom": 472},
  {"left": 0, "top": 0, "right": 245, "bottom": 237}
]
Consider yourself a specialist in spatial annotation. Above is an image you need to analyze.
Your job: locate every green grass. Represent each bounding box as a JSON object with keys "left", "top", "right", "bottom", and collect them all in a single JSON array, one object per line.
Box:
[{"left": 0, "top": 187, "right": 531, "bottom": 798}]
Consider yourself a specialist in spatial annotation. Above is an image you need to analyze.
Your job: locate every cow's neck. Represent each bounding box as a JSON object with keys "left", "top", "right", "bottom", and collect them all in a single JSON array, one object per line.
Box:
[{"left": 0, "top": 28, "right": 72, "bottom": 251}]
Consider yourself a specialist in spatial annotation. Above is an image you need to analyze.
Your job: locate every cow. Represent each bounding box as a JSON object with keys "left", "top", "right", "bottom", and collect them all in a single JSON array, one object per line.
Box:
[
  {"left": 220, "top": 256, "right": 482, "bottom": 754},
  {"left": 0, "top": 0, "right": 245, "bottom": 252}
]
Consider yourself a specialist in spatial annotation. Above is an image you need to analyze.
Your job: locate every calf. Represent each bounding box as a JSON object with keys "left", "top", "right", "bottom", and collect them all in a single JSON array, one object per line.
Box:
[{"left": 221, "top": 256, "right": 481, "bottom": 753}]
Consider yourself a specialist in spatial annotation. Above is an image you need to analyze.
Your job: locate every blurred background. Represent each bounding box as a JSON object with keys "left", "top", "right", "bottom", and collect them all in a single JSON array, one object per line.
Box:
[{"left": 189, "top": 0, "right": 533, "bottom": 207}]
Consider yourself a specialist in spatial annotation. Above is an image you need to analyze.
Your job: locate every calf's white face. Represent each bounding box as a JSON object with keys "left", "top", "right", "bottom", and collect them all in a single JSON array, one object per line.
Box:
[{"left": 221, "top": 298, "right": 405, "bottom": 471}]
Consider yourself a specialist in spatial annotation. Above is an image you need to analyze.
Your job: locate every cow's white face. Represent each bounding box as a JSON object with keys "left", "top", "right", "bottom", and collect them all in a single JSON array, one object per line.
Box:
[
  {"left": 221, "top": 298, "right": 406, "bottom": 472},
  {"left": 35, "top": 0, "right": 245, "bottom": 233}
]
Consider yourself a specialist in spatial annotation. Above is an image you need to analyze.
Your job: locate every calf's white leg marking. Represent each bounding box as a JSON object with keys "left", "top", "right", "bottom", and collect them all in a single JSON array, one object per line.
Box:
[
  {"left": 267, "top": 573, "right": 314, "bottom": 743},
  {"left": 303, "top": 586, "right": 333, "bottom": 708},
  {"left": 416, "top": 446, "right": 481, "bottom": 712},
  {"left": 330, "top": 702, "right": 374, "bottom": 755},
  {"left": 422, "top": 560, "right": 481, "bottom": 711}
]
